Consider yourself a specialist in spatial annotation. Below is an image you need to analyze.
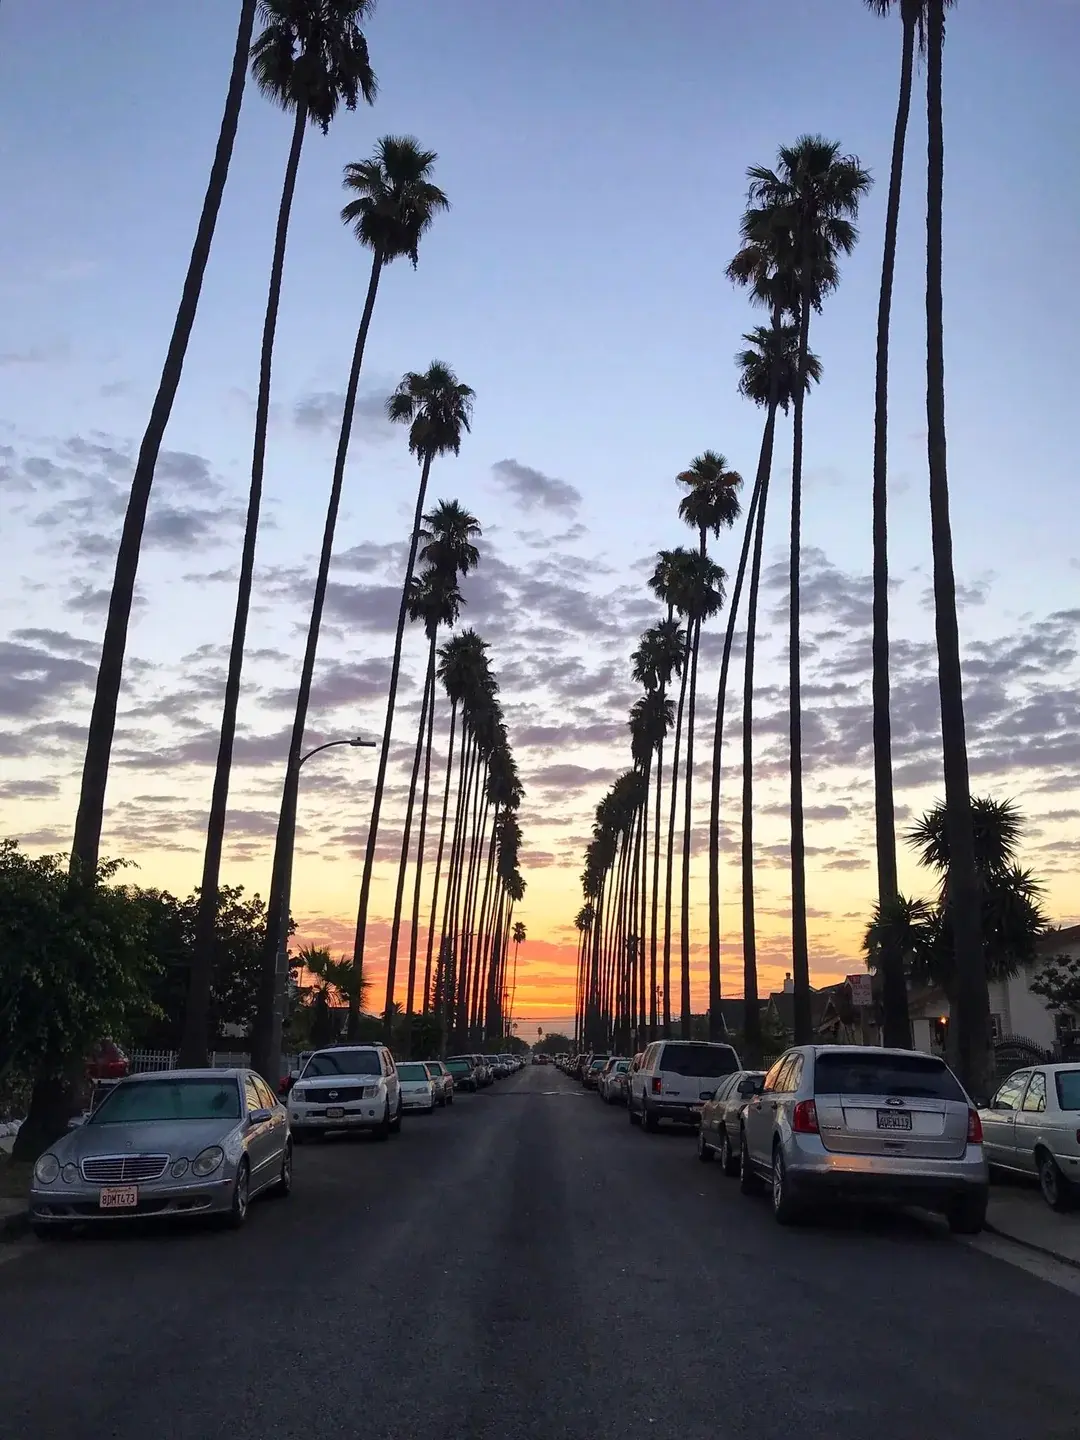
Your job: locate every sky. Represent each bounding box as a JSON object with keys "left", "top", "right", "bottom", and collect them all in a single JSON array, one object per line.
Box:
[{"left": 2, "top": 0, "right": 1079, "bottom": 1033}]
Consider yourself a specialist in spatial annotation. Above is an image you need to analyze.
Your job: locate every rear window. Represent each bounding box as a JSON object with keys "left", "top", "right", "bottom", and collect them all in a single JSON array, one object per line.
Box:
[
  {"left": 446, "top": 1060, "right": 471, "bottom": 1074},
  {"left": 659, "top": 1044, "right": 739, "bottom": 1079},
  {"left": 397, "top": 1064, "right": 429, "bottom": 1082},
  {"left": 814, "top": 1052, "right": 965, "bottom": 1102},
  {"left": 1055, "top": 1071, "right": 1080, "bottom": 1110}
]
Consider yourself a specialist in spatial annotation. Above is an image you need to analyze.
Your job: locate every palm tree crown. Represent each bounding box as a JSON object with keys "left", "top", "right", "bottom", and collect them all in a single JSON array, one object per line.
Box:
[
  {"left": 677, "top": 451, "right": 743, "bottom": 545},
  {"left": 251, "top": 0, "right": 377, "bottom": 132},
  {"left": 341, "top": 136, "right": 450, "bottom": 267},
  {"left": 387, "top": 362, "right": 475, "bottom": 459},
  {"left": 419, "top": 500, "right": 481, "bottom": 577},
  {"left": 736, "top": 326, "right": 822, "bottom": 412},
  {"left": 407, "top": 567, "right": 463, "bottom": 641}
]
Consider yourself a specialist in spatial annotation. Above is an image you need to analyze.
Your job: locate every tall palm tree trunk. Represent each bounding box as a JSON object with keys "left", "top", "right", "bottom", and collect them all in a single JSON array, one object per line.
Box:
[
  {"left": 354, "top": 447, "right": 435, "bottom": 1016},
  {"left": 925, "top": 0, "right": 990, "bottom": 1099},
  {"left": 664, "top": 635, "right": 691, "bottom": 1036},
  {"left": 446, "top": 738, "right": 481, "bottom": 1039},
  {"left": 434, "top": 725, "right": 468, "bottom": 1038},
  {"left": 706, "top": 473, "right": 762, "bottom": 1039},
  {"left": 457, "top": 773, "right": 488, "bottom": 1040},
  {"left": 740, "top": 396, "right": 780, "bottom": 1063},
  {"left": 70, "top": 0, "right": 256, "bottom": 880},
  {"left": 638, "top": 759, "right": 651, "bottom": 1045},
  {"left": 181, "top": 102, "right": 308, "bottom": 1068},
  {"left": 381, "top": 662, "right": 434, "bottom": 1042},
  {"left": 251, "top": 248, "right": 385, "bottom": 1077},
  {"left": 873, "top": 6, "right": 919, "bottom": 1049},
  {"left": 650, "top": 737, "right": 663, "bottom": 1037},
  {"left": 680, "top": 615, "right": 702, "bottom": 1039},
  {"left": 422, "top": 697, "right": 456, "bottom": 1014},
  {"left": 408, "top": 635, "right": 439, "bottom": 1027},
  {"left": 789, "top": 287, "right": 813, "bottom": 1044},
  {"left": 469, "top": 808, "right": 499, "bottom": 1038}
]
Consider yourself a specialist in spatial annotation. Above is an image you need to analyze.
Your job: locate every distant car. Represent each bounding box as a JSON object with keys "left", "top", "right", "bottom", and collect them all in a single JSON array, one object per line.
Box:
[
  {"left": 288, "top": 1045, "right": 402, "bottom": 1142},
  {"left": 600, "top": 1059, "right": 632, "bottom": 1105},
  {"left": 582, "top": 1055, "right": 611, "bottom": 1091},
  {"left": 629, "top": 1041, "right": 741, "bottom": 1129},
  {"left": 740, "top": 1045, "right": 988, "bottom": 1231},
  {"left": 445, "top": 1057, "right": 478, "bottom": 1092},
  {"left": 29, "top": 1069, "right": 290, "bottom": 1237},
  {"left": 487, "top": 1057, "right": 509, "bottom": 1079},
  {"left": 698, "top": 1070, "right": 765, "bottom": 1173},
  {"left": 979, "top": 1064, "right": 1080, "bottom": 1210},
  {"left": 423, "top": 1059, "right": 455, "bottom": 1106},
  {"left": 396, "top": 1062, "right": 438, "bottom": 1113}
]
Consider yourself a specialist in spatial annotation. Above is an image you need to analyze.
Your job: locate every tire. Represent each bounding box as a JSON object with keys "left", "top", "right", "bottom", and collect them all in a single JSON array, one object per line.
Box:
[
  {"left": 225, "top": 1159, "right": 250, "bottom": 1229},
  {"left": 697, "top": 1128, "right": 715, "bottom": 1163},
  {"left": 771, "top": 1145, "right": 803, "bottom": 1225},
  {"left": 946, "top": 1189, "right": 988, "bottom": 1234},
  {"left": 739, "top": 1131, "right": 761, "bottom": 1195},
  {"left": 271, "top": 1139, "right": 293, "bottom": 1198},
  {"left": 374, "top": 1101, "right": 391, "bottom": 1141},
  {"left": 642, "top": 1104, "right": 659, "bottom": 1133},
  {"left": 720, "top": 1129, "right": 739, "bottom": 1178},
  {"left": 1037, "top": 1151, "right": 1073, "bottom": 1213},
  {"left": 389, "top": 1099, "right": 403, "bottom": 1135}
]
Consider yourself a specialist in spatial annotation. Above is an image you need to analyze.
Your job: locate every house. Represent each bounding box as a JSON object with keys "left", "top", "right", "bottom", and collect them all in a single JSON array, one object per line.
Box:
[{"left": 765, "top": 974, "right": 851, "bottom": 1043}]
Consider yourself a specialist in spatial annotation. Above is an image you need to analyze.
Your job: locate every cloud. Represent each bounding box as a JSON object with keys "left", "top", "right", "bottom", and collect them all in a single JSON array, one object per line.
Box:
[
  {"left": 0, "top": 637, "right": 95, "bottom": 718},
  {"left": 293, "top": 387, "right": 395, "bottom": 441},
  {"left": 491, "top": 459, "right": 582, "bottom": 514}
]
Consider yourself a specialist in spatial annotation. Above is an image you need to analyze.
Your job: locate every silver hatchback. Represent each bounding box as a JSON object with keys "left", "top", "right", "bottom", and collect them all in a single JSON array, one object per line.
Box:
[{"left": 739, "top": 1046, "right": 988, "bottom": 1231}]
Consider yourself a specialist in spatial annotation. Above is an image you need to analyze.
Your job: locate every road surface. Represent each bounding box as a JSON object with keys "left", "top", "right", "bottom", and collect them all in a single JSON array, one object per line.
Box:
[{"left": 2, "top": 1062, "right": 1078, "bottom": 1439}]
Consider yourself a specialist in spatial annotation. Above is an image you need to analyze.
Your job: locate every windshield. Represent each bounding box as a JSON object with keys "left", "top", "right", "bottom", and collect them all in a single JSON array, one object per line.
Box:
[
  {"left": 446, "top": 1060, "right": 471, "bottom": 1074},
  {"left": 1055, "top": 1070, "right": 1080, "bottom": 1110},
  {"left": 660, "top": 1044, "right": 739, "bottom": 1078},
  {"left": 397, "top": 1064, "right": 430, "bottom": 1082},
  {"left": 814, "top": 1051, "right": 965, "bottom": 1101},
  {"left": 303, "top": 1050, "right": 381, "bottom": 1078},
  {"left": 589, "top": 1058, "right": 608, "bottom": 1071},
  {"left": 614, "top": 1062, "right": 630, "bottom": 1073},
  {"left": 90, "top": 1078, "right": 240, "bottom": 1124}
]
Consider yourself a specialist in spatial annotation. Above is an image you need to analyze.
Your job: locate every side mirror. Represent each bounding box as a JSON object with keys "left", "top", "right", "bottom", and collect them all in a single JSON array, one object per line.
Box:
[
  {"left": 67, "top": 1113, "right": 88, "bottom": 1129},
  {"left": 249, "top": 1108, "right": 273, "bottom": 1125},
  {"left": 737, "top": 1078, "right": 761, "bottom": 1098}
]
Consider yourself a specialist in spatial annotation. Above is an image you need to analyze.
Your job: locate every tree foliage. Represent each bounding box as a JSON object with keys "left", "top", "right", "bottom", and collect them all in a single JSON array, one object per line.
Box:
[{"left": 1030, "top": 953, "right": 1080, "bottom": 1017}]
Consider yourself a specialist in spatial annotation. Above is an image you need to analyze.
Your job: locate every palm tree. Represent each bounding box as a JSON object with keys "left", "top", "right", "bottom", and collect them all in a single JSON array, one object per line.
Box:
[
  {"left": 70, "top": 0, "right": 258, "bottom": 880},
  {"left": 922, "top": 0, "right": 988, "bottom": 1099},
  {"left": 647, "top": 550, "right": 697, "bottom": 1036},
  {"left": 746, "top": 137, "right": 871, "bottom": 1045},
  {"left": 508, "top": 921, "right": 526, "bottom": 1029},
  {"left": 676, "top": 453, "right": 741, "bottom": 1039},
  {"left": 346, "top": 362, "right": 474, "bottom": 1038},
  {"left": 864, "top": 0, "right": 954, "bottom": 1048},
  {"left": 181, "top": 0, "right": 376, "bottom": 1068},
  {"left": 251, "top": 138, "right": 449, "bottom": 1081},
  {"left": 705, "top": 325, "right": 818, "bottom": 1040}
]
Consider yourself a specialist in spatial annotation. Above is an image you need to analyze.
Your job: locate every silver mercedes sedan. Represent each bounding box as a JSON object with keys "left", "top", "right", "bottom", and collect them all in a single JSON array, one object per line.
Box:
[{"left": 28, "top": 1068, "right": 291, "bottom": 1237}]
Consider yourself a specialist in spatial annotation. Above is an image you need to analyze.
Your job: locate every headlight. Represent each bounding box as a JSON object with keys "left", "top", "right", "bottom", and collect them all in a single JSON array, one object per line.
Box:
[
  {"left": 61, "top": 1163, "right": 79, "bottom": 1184},
  {"left": 362, "top": 1085, "right": 380, "bottom": 1098},
  {"left": 171, "top": 1158, "right": 189, "bottom": 1178},
  {"left": 34, "top": 1154, "right": 60, "bottom": 1184},
  {"left": 191, "top": 1145, "right": 224, "bottom": 1177},
  {"left": 291, "top": 1088, "right": 306, "bottom": 1102}
]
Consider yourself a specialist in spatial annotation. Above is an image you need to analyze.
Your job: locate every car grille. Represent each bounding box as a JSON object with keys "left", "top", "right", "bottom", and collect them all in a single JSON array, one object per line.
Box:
[
  {"left": 300, "top": 1085, "right": 371, "bottom": 1104},
  {"left": 81, "top": 1154, "right": 170, "bottom": 1183}
]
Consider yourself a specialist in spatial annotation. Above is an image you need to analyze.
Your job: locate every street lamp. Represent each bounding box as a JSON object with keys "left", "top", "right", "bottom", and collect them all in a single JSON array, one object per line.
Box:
[{"left": 267, "top": 735, "right": 377, "bottom": 1082}]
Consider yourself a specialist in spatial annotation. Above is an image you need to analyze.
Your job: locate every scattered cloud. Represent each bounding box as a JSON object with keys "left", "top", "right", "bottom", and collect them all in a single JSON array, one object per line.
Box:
[{"left": 491, "top": 458, "right": 582, "bottom": 514}]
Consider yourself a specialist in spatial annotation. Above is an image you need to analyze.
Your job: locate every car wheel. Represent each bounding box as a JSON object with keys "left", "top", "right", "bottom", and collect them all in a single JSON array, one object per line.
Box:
[
  {"left": 642, "top": 1104, "right": 659, "bottom": 1133},
  {"left": 225, "top": 1159, "right": 250, "bottom": 1229},
  {"left": 374, "top": 1101, "right": 391, "bottom": 1141},
  {"left": 629, "top": 1099, "right": 641, "bottom": 1126},
  {"left": 771, "top": 1145, "right": 803, "bottom": 1225},
  {"left": 720, "top": 1130, "right": 739, "bottom": 1178},
  {"left": 389, "top": 1099, "right": 403, "bottom": 1135},
  {"left": 1038, "top": 1151, "right": 1074, "bottom": 1213},
  {"left": 697, "top": 1128, "right": 715, "bottom": 1163},
  {"left": 739, "top": 1131, "right": 761, "bottom": 1196},
  {"left": 946, "top": 1189, "right": 988, "bottom": 1234},
  {"left": 271, "top": 1139, "right": 293, "bottom": 1198}
]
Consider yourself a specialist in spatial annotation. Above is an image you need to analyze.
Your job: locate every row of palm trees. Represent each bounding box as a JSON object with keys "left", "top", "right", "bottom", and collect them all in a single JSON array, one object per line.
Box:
[{"left": 574, "top": 0, "right": 991, "bottom": 1095}]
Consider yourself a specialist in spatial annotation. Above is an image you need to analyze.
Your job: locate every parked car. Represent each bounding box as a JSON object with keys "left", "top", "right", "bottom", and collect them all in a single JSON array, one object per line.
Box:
[
  {"left": 629, "top": 1041, "right": 741, "bottom": 1130},
  {"left": 698, "top": 1070, "right": 765, "bottom": 1172},
  {"left": 582, "top": 1054, "right": 611, "bottom": 1090},
  {"left": 445, "top": 1057, "right": 477, "bottom": 1092},
  {"left": 979, "top": 1064, "right": 1080, "bottom": 1210},
  {"left": 600, "top": 1059, "right": 632, "bottom": 1104},
  {"left": 739, "top": 1045, "right": 988, "bottom": 1231},
  {"left": 397, "top": 1062, "right": 438, "bottom": 1113},
  {"left": 487, "top": 1057, "right": 509, "bottom": 1079},
  {"left": 423, "top": 1059, "right": 455, "bottom": 1106},
  {"left": 288, "top": 1044, "right": 402, "bottom": 1142},
  {"left": 29, "top": 1069, "right": 290, "bottom": 1237},
  {"left": 449, "top": 1054, "right": 490, "bottom": 1087}
]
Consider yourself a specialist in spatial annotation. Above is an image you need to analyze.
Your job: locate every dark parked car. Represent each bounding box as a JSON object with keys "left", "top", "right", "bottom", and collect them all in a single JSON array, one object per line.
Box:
[{"left": 445, "top": 1058, "right": 478, "bottom": 1092}]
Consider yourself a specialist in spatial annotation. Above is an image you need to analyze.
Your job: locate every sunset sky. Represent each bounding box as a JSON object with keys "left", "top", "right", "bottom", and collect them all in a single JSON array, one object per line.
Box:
[{"left": 2, "top": 0, "right": 1078, "bottom": 1033}]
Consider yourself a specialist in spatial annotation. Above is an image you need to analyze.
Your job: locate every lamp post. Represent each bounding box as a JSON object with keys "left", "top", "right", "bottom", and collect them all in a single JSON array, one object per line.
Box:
[{"left": 266, "top": 735, "right": 376, "bottom": 1083}]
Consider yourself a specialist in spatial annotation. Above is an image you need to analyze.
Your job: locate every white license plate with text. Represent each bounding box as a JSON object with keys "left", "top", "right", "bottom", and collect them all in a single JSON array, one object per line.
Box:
[{"left": 99, "top": 1186, "right": 138, "bottom": 1209}]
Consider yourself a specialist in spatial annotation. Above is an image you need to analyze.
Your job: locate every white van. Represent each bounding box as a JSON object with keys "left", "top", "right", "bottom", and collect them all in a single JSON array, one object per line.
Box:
[{"left": 629, "top": 1040, "right": 741, "bottom": 1131}]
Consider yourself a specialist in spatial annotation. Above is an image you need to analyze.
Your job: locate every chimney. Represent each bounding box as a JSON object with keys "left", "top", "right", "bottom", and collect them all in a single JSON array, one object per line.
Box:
[{"left": 783, "top": 973, "right": 794, "bottom": 994}]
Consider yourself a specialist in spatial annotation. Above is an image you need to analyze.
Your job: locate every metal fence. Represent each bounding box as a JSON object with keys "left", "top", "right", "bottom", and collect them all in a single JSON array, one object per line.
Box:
[{"left": 127, "top": 1050, "right": 301, "bottom": 1077}]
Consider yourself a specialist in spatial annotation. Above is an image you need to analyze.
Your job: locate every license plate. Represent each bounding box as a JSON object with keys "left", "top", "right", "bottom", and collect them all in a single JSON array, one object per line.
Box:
[
  {"left": 876, "top": 1110, "right": 912, "bottom": 1131},
  {"left": 99, "top": 1186, "right": 138, "bottom": 1209},
  {"left": 325, "top": 1107, "right": 344, "bottom": 1119}
]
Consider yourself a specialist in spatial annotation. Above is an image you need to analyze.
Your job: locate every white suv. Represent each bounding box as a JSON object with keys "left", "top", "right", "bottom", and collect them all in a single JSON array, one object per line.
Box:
[
  {"left": 629, "top": 1040, "right": 741, "bottom": 1130},
  {"left": 288, "top": 1045, "right": 402, "bottom": 1141}
]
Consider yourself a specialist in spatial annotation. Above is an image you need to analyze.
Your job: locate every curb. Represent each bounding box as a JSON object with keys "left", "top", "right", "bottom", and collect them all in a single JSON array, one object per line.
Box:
[
  {"left": 983, "top": 1217, "right": 1080, "bottom": 1272},
  {"left": 0, "top": 1207, "right": 29, "bottom": 1241}
]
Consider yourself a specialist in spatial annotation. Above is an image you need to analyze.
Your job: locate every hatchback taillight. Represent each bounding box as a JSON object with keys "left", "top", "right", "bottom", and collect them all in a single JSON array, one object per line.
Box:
[
  {"left": 967, "top": 1108, "right": 983, "bottom": 1144},
  {"left": 651, "top": 1076, "right": 662, "bottom": 1095},
  {"left": 792, "top": 1099, "right": 819, "bottom": 1134}
]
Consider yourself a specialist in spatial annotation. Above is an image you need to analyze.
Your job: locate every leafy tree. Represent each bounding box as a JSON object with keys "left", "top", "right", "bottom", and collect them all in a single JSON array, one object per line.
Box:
[
  {"left": 183, "top": 0, "right": 377, "bottom": 1066},
  {"left": 533, "top": 1032, "right": 574, "bottom": 1055},
  {"left": 1030, "top": 954, "right": 1080, "bottom": 1019},
  {"left": 2, "top": 842, "right": 160, "bottom": 1158},
  {"left": 70, "top": 0, "right": 258, "bottom": 879}
]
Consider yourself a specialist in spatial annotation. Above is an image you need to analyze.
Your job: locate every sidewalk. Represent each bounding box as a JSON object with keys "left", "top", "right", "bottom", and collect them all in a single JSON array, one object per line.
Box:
[
  {"left": 986, "top": 1182, "right": 1080, "bottom": 1268},
  {"left": 0, "top": 1196, "right": 28, "bottom": 1238}
]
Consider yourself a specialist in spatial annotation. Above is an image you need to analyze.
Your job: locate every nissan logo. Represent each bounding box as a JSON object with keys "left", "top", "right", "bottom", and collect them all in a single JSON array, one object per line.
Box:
[{"left": 329, "top": 1091, "right": 338, "bottom": 1099}]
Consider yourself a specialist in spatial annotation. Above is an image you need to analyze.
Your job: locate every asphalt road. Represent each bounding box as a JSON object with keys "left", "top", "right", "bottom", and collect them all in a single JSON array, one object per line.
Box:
[{"left": 2, "top": 1063, "right": 1079, "bottom": 1440}]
